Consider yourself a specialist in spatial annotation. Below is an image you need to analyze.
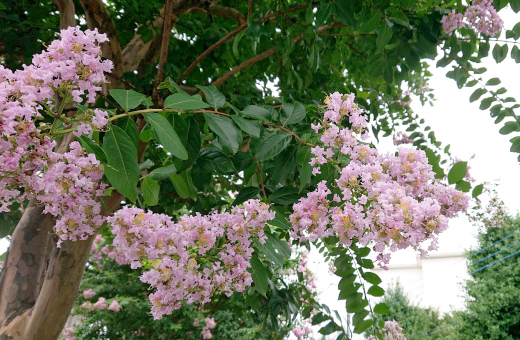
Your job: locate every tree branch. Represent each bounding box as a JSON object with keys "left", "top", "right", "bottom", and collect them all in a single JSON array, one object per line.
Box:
[
  {"left": 180, "top": 4, "right": 309, "bottom": 83},
  {"left": 211, "top": 24, "right": 335, "bottom": 88},
  {"left": 51, "top": 0, "right": 75, "bottom": 28},
  {"left": 152, "top": 0, "right": 176, "bottom": 106}
]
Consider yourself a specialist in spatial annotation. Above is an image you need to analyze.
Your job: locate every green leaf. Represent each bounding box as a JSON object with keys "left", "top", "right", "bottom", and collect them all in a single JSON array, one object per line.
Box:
[
  {"left": 271, "top": 146, "right": 297, "bottom": 184},
  {"left": 116, "top": 117, "right": 139, "bottom": 149},
  {"left": 492, "top": 44, "right": 508, "bottom": 63},
  {"left": 270, "top": 186, "right": 301, "bottom": 205},
  {"left": 170, "top": 170, "right": 196, "bottom": 199},
  {"left": 173, "top": 116, "right": 201, "bottom": 171},
  {"left": 249, "top": 256, "right": 268, "bottom": 296},
  {"left": 280, "top": 102, "right": 306, "bottom": 126},
  {"left": 363, "top": 272, "right": 382, "bottom": 285},
  {"left": 233, "top": 30, "right": 246, "bottom": 58},
  {"left": 250, "top": 132, "right": 292, "bottom": 161},
  {"left": 139, "top": 159, "right": 154, "bottom": 170},
  {"left": 242, "top": 105, "right": 271, "bottom": 122},
  {"left": 299, "top": 163, "right": 312, "bottom": 192},
  {"left": 339, "top": 283, "right": 361, "bottom": 299},
  {"left": 231, "top": 115, "right": 261, "bottom": 138},
  {"left": 511, "top": 0, "right": 520, "bottom": 12},
  {"left": 374, "top": 303, "right": 390, "bottom": 314},
  {"left": 353, "top": 309, "right": 369, "bottom": 328},
  {"left": 197, "top": 148, "right": 236, "bottom": 174},
  {"left": 139, "top": 124, "right": 153, "bottom": 142},
  {"left": 512, "top": 45, "right": 520, "bottom": 63},
  {"left": 353, "top": 319, "right": 374, "bottom": 334},
  {"left": 254, "top": 239, "right": 284, "bottom": 266},
  {"left": 232, "top": 152, "right": 254, "bottom": 171},
  {"left": 345, "top": 292, "right": 364, "bottom": 313},
  {"left": 486, "top": 77, "right": 501, "bottom": 86},
  {"left": 369, "top": 55, "right": 386, "bottom": 77},
  {"left": 360, "top": 10, "right": 382, "bottom": 33},
  {"left": 367, "top": 285, "right": 385, "bottom": 297},
  {"left": 204, "top": 113, "right": 242, "bottom": 154},
  {"left": 469, "top": 88, "right": 486, "bottom": 103},
  {"left": 77, "top": 136, "right": 107, "bottom": 164},
  {"left": 479, "top": 97, "right": 495, "bottom": 110},
  {"left": 164, "top": 93, "right": 210, "bottom": 110},
  {"left": 109, "top": 89, "right": 145, "bottom": 111},
  {"left": 315, "top": 3, "right": 332, "bottom": 27},
  {"left": 141, "top": 177, "right": 159, "bottom": 206},
  {"left": 455, "top": 180, "right": 471, "bottom": 192},
  {"left": 376, "top": 21, "right": 393, "bottom": 53},
  {"left": 232, "top": 187, "right": 260, "bottom": 206},
  {"left": 334, "top": 1, "right": 356, "bottom": 28},
  {"left": 145, "top": 113, "right": 188, "bottom": 160},
  {"left": 499, "top": 121, "right": 518, "bottom": 135},
  {"left": 150, "top": 165, "right": 177, "bottom": 180},
  {"left": 195, "top": 85, "right": 226, "bottom": 109},
  {"left": 511, "top": 138, "right": 520, "bottom": 152},
  {"left": 266, "top": 233, "right": 291, "bottom": 259},
  {"left": 448, "top": 161, "right": 468, "bottom": 184},
  {"left": 158, "top": 77, "right": 187, "bottom": 94},
  {"left": 319, "top": 321, "right": 339, "bottom": 335},
  {"left": 472, "top": 184, "right": 484, "bottom": 198},
  {"left": 103, "top": 125, "right": 139, "bottom": 202}
]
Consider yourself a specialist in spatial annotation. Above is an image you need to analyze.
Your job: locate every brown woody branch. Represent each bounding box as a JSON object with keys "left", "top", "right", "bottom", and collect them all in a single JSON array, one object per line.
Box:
[
  {"left": 211, "top": 24, "right": 336, "bottom": 88},
  {"left": 180, "top": 4, "right": 309, "bottom": 83},
  {"left": 152, "top": 0, "right": 176, "bottom": 106},
  {"left": 51, "top": 0, "right": 75, "bottom": 28}
]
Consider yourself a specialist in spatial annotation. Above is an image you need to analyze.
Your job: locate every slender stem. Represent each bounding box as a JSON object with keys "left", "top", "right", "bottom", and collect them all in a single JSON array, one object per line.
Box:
[
  {"left": 256, "top": 160, "right": 267, "bottom": 199},
  {"left": 152, "top": 0, "right": 175, "bottom": 104}
]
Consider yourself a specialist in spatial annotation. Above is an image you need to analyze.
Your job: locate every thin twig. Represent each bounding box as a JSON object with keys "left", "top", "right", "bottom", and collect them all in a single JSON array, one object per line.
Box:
[
  {"left": 256, "top": 160, "right": 267, "bottom": 199},
  {"left": 263, "top": 123, "right": 313, "bottom": 146},
  {"left": 179, "top": 4, "right": 309, "bottom": 83},
  {"left": 211, "top": 23, "right": 336, "bottom": 87},
  {"left": 152, "top": 0, "right": 175, "bottom": 106}
]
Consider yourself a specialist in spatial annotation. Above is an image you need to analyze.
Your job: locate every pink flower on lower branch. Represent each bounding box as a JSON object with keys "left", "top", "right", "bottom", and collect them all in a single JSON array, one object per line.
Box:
[{"left": 108, "top": 300, "right": 121, "bottom": 312}]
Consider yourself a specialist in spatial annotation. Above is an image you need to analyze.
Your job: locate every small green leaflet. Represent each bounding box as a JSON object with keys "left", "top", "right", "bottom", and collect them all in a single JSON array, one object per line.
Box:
[
  {"left": 204, "top": 114, "right": 242, "bottom": 154},
  {"left": 164, "top": 93, "right": 210, "bottom": 110},
  {"left": 448, "top": 161, "right": 467, "bottom": 184},
  {"left": 144, "top": 113, "right": 188, "bottom": 160},
  {"left": 195, "top": 85, "right": 226, "bottom": 109},
  {"left": 232, "top": 187, "right": 260, "bottom": 206},
  {"left": 231, "top": 115, "right": 261, "bottom": 138},
  {"left": 250, "top": 131, "right": 292, "bottom": 161},
  {"left": 109, "top": 89, "right": 145, "bottom": 112},
  {"left": 280, "top": 102, "right": 306, "bottom": 126},
  {"left": 141, "top": 177, "right": 159, "bottom": 206},
  {"left": 158, "top": 77, "right": 187, "bottom": 94},
  {"left": 249, "top": 255, "right": 268, "bottom": 296},
  {"left": 150, "top": 165, "right": 177, "bottom": 180}
]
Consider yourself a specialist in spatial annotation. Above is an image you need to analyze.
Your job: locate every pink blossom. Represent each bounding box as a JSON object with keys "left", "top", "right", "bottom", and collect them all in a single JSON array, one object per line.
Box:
[
  {"left": 93, "top": 297, "right": 107, "bottom": 310},
  {"left": 292, "top": 327, "right": 305, "bottom": 338},
  {"left": 108, "top": 300, "right": 121, "bottom": 312},
  {"left": 82, "top": 288, "right": 96, "bottom": 299}
]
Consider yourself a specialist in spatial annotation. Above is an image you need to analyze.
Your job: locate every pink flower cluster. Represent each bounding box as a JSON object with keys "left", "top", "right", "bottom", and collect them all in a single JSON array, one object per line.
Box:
[
  {"left": 292, "top": 325, "right": 314, "bottom": 339},
  {"left": 393, "top": 132, "right": 413, "bottom": 146},
  {"left": 63, "top": 327, "right": 76, "bottom": 340},
  {"left": 0, "top": 26, "right": 113, "bottom": 246},
  {"left": 106, "top": 199, "right": 275, "bottom": 319},
  {"left": 298, "top": 252, "right": 317, "bottom": 292},
  {"left": 290, "top": 92, "right": 468, "bottom": 267},
  {"left": 441, "top": 0, "right": 503, "bottom": 36},
  {"left": 81, "top": 289, "right": 121, "bottom": 312},
  {"left": 367, "top": 320, "right": 407, "bottom": 340},
  {"left": 202, "top": 317, "right": 217, "bottom": 339}
]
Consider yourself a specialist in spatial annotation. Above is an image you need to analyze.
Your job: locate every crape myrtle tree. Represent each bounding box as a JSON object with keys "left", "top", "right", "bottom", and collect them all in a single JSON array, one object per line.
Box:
[{"left": 0, "top": 0, "right": 518, "bottom": 339}]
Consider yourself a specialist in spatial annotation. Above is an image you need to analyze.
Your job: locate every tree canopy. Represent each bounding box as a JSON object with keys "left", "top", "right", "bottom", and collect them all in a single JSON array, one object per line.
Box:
[{"left": 0, "top": 0, "right": 519, "bottom": 339}]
